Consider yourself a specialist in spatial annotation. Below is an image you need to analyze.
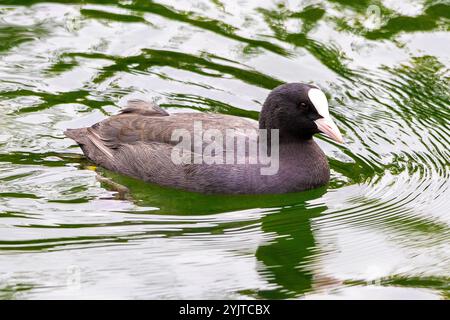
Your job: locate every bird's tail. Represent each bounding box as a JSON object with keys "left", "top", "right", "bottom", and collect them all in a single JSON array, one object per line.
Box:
[
  {"left": 65, "top": 127, "right": 114, "bottom": 163},
  {"left": 64, "top": 128, "right": 88, "bottom": 145}
]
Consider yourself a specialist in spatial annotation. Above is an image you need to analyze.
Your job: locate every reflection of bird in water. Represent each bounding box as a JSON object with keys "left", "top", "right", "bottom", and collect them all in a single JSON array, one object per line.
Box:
[
  {"left": 88, "top": 165, "right": 341, "bottom": 297},
  {"left": 255, "top": 188, "right": 341, "bottom": 298}
]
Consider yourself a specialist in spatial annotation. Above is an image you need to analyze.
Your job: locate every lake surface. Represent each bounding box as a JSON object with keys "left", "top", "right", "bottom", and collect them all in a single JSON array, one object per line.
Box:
[{"left": 0, "top": 0, "right": 449, "bottom": 299}]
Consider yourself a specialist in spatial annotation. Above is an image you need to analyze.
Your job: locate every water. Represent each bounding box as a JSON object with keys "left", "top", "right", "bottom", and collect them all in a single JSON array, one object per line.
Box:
[{"left": 0, "top": 0, "right": 448, "bottom": 299}]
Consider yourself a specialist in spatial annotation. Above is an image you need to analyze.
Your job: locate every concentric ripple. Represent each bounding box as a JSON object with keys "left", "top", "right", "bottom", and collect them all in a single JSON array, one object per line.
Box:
[{"left": 0, "top": 0, "right": 448, "bottom": 299}]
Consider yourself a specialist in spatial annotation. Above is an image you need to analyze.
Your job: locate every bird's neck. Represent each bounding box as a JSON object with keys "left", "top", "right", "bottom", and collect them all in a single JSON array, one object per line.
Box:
[{"left": 259, "top": 122, "right": 313, "bottom": 144}]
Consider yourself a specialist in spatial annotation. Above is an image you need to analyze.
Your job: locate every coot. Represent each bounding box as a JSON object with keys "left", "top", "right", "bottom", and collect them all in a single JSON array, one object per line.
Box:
[{"left": 65, "top": 83, "right": 343, "bottom": 194}]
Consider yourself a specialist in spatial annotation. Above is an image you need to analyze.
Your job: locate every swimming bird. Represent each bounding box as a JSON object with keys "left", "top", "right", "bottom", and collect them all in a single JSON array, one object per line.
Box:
[{"left": 65, "top": 83, "right": 343, "bottom": 194}]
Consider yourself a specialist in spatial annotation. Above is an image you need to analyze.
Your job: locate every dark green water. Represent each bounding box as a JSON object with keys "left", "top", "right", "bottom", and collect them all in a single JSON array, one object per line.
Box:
[{"left": 0, "top": 0, "right": 449, "bottom": 299}]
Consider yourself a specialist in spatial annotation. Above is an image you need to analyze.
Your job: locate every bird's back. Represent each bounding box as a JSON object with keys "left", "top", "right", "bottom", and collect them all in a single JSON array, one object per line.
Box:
[{"left": 65, "top": 100, "right": 260, "bottom": 193}]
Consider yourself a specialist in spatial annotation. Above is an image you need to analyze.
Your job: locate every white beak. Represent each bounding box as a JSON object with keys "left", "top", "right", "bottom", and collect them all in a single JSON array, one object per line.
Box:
[{"left": 314, "top": 116, "right": 344, "bottom": 144}]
